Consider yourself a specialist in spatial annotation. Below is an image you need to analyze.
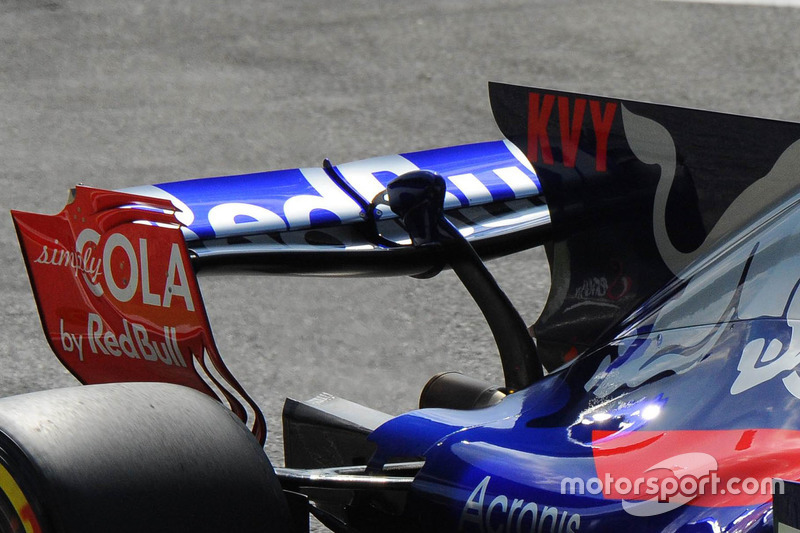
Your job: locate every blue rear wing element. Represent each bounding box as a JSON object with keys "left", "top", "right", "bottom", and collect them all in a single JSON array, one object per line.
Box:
[{"left": 125, "top": 140, "right": 550, "bottom": 276}]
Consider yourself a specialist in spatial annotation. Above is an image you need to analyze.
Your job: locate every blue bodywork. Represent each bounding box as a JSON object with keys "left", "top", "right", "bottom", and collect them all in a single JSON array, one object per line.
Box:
[{"left": 365, "top": 192, "right": 800, "bottom": 532}]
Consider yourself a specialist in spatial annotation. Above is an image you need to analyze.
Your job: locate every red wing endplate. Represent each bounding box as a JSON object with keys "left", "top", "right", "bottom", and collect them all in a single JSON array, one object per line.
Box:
[{"left": 12, "top": 186, "right": 266, "bottom": 443}]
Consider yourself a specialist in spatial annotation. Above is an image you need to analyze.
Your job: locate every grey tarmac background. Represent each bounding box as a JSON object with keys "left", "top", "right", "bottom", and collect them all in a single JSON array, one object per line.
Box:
[{"left": 2, "top": 0, "right": 800, "bottom": 495}]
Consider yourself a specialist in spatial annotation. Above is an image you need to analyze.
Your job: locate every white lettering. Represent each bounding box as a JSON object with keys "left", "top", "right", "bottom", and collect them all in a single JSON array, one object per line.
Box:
[
  {"left": 284, "top": 168, "right": 361, "bottom": 227},
  {"left": 75, "top": 228, "right": 103, "bottom": 296},
  {"left": 494, "top": 165, "right": 539, "bottom": 196},
  {"left": 104, "top": 330, "right": 121, "bottom": 356},
  {"left": 449, "top": 173, "right": 493, "bottom": 205},
  {"left": 60, "top": 319, "right": 84, "bottom": 361},
  {"left": 36, "top": 229, "right": 104, "bottom": 297},
  {"left": 538, "top": 506, "right": 558, "bottom": 533},
  {"left": 84, "top": 313, "right": 187, "bottom": 368},
  {"left": 87, "top": 313, "right": 107, "bottom": 355},
  {"left": 336, "top": 155, "right": 421, "bottom": 204},
  {"left": 567, "top": 515, "right": 580, "bottom": 533},
  {"left": 132, "top": 323, "right": 158, "bottom": 362},
  {"left": 460, "top": 475, "right": 489, "bottom": 532},
  {"left": 517, "top": 503, "right": 539, "bottom": 533},
  {"left": 158, "top": 327, "right": 174, "bottom": 365},
  {"left": 207, "top": 202, "right": 286, "bottom": 238},
  {"left": 38, "top": 233, "right": 197, "bottom": 311},
  {"left": 120, "top": 319, "right": 138, "bottom": 358},
  {"left": 486, "top": 494, "right": 508, "bottom": 533},
  {"left": 460, "top": 476, "right": 581, "bottom": 533},
  {"left": 103, "top": 233, "right": 138, "bottom": 303},
  {"left": 162, "top": 243, "right": 194, "bottom": 311},
  {"left": 507, "top": 499, "right": 525, "bottom": 533}
]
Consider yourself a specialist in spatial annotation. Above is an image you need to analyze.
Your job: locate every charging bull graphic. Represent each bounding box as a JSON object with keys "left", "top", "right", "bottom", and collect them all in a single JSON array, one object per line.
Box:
[{"left": 489, "top": 83, "right": 800, "bottom": 370}]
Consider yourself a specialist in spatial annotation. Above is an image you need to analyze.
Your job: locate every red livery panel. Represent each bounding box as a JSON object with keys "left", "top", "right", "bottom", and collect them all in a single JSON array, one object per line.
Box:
[
  {"left": 11, "top": 186, "right": 266, "bottom": 442},
  {"left": 592, "top": 429, "right": 800, "bottom": 509}
]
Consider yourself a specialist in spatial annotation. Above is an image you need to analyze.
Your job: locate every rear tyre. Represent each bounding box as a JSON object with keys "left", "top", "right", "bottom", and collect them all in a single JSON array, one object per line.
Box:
[{"left": 0, "top": 382, "right": 290, "bottom": 533}]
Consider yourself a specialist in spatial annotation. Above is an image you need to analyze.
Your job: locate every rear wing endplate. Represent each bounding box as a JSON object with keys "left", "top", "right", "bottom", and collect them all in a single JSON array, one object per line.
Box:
[{"left": 12, "top": 187, "right": 267, "bottom": 442}]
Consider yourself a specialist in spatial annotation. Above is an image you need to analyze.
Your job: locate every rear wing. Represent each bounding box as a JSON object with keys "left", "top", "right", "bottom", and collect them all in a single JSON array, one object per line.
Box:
[
  {"left": 124, "top": 140, "right": 549, "bottom": 277},
  {"left": 11, "top": 140, "right": 550, "bottom": 441},
  {"left": 489, "top": 82, "right": 800, "bottom": 368},
  {"left": 19, "top": 81, "right": 796, "bottom": 424}
]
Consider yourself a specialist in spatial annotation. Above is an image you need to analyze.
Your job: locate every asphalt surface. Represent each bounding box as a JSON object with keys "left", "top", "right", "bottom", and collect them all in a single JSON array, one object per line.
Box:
[{"left": 2, "top": 0, "right": 800, "bottom": 515}]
